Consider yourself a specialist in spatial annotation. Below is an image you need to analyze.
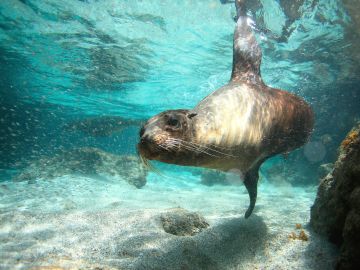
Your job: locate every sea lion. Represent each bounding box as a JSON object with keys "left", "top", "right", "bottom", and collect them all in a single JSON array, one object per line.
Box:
[{"left": 137, "top": 0, "right": 314, "bottom": 218}]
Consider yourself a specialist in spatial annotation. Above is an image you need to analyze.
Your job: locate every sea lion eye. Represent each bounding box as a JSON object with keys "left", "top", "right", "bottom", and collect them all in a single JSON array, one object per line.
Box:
[{"left": 167, "top": 117, "right": 180, "bottom": 128}]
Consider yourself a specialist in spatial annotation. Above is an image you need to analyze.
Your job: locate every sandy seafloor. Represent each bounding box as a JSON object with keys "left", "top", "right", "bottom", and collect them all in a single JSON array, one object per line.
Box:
[{"left": 0, "top": 170, "right": 338, "bottom": 270}]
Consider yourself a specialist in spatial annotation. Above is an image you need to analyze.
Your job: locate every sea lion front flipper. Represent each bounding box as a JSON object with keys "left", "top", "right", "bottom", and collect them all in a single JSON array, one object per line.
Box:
[
  {"left": 231, "top": 0, "right": 262, "bottom": 82},
  {"left": 243, "top": 164, "right": 260, "bottom": 218}
]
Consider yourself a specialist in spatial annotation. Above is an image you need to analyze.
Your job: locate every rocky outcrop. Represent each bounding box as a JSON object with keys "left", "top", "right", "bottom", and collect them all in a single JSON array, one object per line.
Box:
[
  {"left": 160, "top": 208, "right": 209, "bottom": 236},
  {"left": 13, "top": 147, "right": 147, "bottom": 188},
  {"left": 317, "top": 163, "right": 334, "bottom": 179},
  {"left": 310, "top": 123, "right": 360, "bottom": 270}
]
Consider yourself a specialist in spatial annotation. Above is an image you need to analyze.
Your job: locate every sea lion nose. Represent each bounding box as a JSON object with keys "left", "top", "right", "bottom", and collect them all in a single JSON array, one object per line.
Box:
[
  {"left": 140, "top": 134, "right": 151, "bottom": 144},
  {"left": 139, "top": 126, "right": 152, "bottom": 145}
]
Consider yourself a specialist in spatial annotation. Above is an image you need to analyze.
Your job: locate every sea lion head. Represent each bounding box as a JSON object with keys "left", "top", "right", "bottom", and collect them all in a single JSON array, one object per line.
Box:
[{"left": 137, "top": 109, "right": 197, "bottom": 164}]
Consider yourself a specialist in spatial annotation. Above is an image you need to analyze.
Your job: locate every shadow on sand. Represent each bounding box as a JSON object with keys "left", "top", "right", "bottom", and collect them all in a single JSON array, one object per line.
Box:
[{"left": 115, "top": 215, "right": 268, "bottom": 270}]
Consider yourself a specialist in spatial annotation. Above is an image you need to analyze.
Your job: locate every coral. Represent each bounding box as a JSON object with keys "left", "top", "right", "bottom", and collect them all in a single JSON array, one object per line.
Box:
[
  {"left": 298, "top": 230, "right": 308, "bottom": 241},
  {"left": 340, "top": 129, "right": 359, "bottom": 150},
  {"left": 288, "top": 225, "right": 308, "bottom": 241},
  {"left": 288, "top": 232, "right": 297, "bottom": 240}
]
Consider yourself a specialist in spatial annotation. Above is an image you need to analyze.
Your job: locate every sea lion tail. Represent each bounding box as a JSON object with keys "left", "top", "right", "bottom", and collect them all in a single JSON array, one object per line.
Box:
[
  {"left": 234, "top": 0, "right": 247, "bottom": 21},
  {"left": 243, "top": 164, "right": 260, "bottom": 219},
  {"left": 231, "top": 0, "right": 262, "bottom": 82}
]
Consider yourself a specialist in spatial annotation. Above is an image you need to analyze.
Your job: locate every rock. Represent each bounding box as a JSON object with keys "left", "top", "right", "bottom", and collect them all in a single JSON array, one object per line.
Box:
[
  {"left": 310, "top": 123, "right": 360, "bottom": 270},
  {"left": 114, "top": 155, "right": 147, "bottom": 188},
  {"left": 160, "top": 208, "right": 209, "bottom": 236},
  {"left": 318, "top": 163, "right": 334, "bottom": 179},
  {"left": 13, "top": 147, "right": 147, "bottom": 188}
]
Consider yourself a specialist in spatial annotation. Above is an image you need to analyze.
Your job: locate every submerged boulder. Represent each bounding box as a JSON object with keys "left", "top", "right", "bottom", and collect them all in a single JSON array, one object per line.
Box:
[
  {"left": 160, "top": 208, "right": 209, "bottom": 236},
  {"left": 310, "top": 123, "right": 360, "bottom": 270},
  {"left": 13, "top": 147, "right": 147, "bottom": 188}
]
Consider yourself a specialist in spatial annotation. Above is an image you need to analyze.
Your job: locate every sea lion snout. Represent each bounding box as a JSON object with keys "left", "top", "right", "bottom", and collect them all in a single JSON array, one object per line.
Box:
[
  {"left": 138, "top": 115, "right": 173, "bottom": 159},
  {"left": 138, "top": 126, "right": 162, "bottom": 159},
  {"left": 137, "top": 109, "right": 194, "bottom": 161},
  {"left": 140, "top": 130, "right": 167, "bottom": 147}
]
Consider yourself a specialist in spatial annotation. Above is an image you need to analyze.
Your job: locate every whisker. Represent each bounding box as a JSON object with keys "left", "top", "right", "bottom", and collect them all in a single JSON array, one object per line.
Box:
[
  {"left": 158, "top": 144, "right": 172, "bottom": 152},
  {"left": 139, "top": 155, "right": 151, "bottom": 171},
  {"left": 138, "top": 151, "right": 166, "bottom": 177},
  {"left": 188, "top": 141, "right": 238, "bottom": 158},
  {"left": 170, "top": 138, "right": 238, "bottom": 158},
  {"left": 165, "top": 139, "right": 199, "bottom": 152},
  {"left": 167, "top": 138, "right": 223, "bottom": 158}
]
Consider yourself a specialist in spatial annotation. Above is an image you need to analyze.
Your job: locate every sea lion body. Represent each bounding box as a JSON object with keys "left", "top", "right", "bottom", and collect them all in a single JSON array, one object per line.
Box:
[
  {"left": 190, "top": 81, "right": 313, "bottom": 172},
  {"left": 138, "top": 0, "right": 314, "bottom": 218}
]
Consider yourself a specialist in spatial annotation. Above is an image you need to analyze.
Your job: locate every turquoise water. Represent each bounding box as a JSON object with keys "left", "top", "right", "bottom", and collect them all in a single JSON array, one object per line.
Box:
[{"left": 0, "top": 0, "right": 359, "bottom": 269}]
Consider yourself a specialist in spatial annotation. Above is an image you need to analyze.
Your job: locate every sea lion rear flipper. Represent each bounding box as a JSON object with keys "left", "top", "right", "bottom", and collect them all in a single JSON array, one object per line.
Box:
[
  {"left": 231, "top": 0, "right": 262, "bottom": 82},
  {"left": 243, "top": 164, "right": 260, "bottom": 218}
]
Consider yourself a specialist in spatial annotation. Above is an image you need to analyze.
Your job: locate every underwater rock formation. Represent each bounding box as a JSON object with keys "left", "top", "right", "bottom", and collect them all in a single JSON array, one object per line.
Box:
[
  {"left": 310, "top": 123, "right": 360, "bottom": 270},
  {"left": 160, "top": 208, "right": 209, "bottom": 236},
  {"left": 317, "top": 163, "right": 334, "bottom": 179},
  {"left": 13, "top": 147, "right": 147, "bottom": 188},
  {"left": 64, "top": 116, "right": 144, "bottom": 137}
]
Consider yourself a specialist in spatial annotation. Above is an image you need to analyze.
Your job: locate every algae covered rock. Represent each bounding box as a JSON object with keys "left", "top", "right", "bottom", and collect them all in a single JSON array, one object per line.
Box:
[
  {"left": 310, "top": 123, "right": 360, "bottom": 269},
  {"left": 13, "top": 147, "right": 147, "bottom": 188},
  {"left": 160, "top": 208, "right": 209, "bottom": 236}
]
